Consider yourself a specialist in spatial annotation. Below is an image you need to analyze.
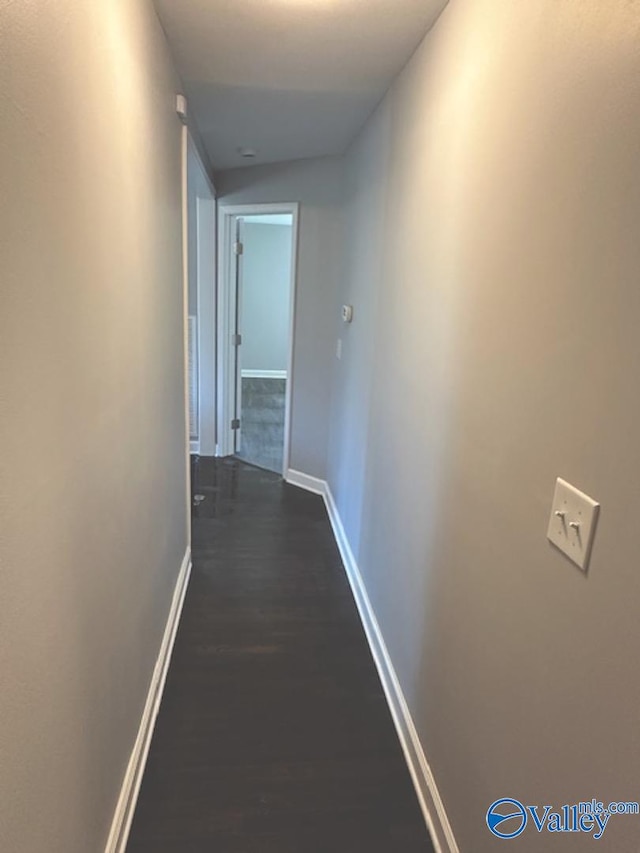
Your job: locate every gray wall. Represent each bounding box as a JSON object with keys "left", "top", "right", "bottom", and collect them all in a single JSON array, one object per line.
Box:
[
  {"left": 242, "top": 222, "right": 292, "bottom": 373},
  {"left": 187, "top": 142, "right": 200, "bottom": 317},
  {"left": 187, "top": 138, "right": 213, "bottom": 316},
  {"left": 186, "top": 139, "right": 216, "bottom": 447},
  {"left": 0, "top": 2, "right": 188, "bottom": 851},
  {"left": 328, "top": 1, "right": 640, "bottom": 850},
  {"left": 216, "top": 157, "right": 344, "bottom": 479}
]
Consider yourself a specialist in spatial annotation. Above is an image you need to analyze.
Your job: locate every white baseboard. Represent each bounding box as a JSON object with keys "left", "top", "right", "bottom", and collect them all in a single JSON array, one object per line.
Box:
[
  {"left": 241, "top": 369, "right": 288, "bottom": 379},
  {"left": 105, "top": 547, "right": 192, "bottom": 853},
  {"left": 288, "top": 475, "right": 459, "bottom": 853},
  {"left": 285, "top": 468, "right": 327, "bottom": 496}
]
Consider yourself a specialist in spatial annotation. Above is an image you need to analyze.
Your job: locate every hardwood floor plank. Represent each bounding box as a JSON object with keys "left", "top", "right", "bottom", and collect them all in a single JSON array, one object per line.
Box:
[{"left": 126, "top": 457, "right": 434, "bottom": 853}]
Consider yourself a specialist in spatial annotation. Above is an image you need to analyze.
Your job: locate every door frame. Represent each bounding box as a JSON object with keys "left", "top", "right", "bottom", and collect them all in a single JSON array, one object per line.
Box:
[
  {"left": 195, "top": 192, "right": 216, "bottom": 457},
  {"left": 181, "top": 124, "right": 191, "bottom": 543},
  {"left": 186, "top": 135, "right": 217, "bottom": 457},
  {"left": 216, "top": 202, "right": 299, "bottom": 477}
]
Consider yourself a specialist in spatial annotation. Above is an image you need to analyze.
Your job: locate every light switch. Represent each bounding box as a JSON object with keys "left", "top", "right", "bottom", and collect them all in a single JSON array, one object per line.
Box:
[
  {"left": 336, "top": 338, "right": 342, "bottom": 360},
  {"left": 547, "top": 478, "right": 600, "bottom": 572}
]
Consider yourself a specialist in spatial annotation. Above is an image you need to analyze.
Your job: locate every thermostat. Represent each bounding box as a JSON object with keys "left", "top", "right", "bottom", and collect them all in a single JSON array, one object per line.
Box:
[{"left": 342, "top": 304, "right": 353, "bottom": 323}]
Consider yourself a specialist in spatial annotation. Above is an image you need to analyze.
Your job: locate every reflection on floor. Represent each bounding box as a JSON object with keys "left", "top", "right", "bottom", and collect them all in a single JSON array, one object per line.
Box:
[
  {"left": 236, "top": 376, "right": 285, "bottom": 474},
  {"left": 127, "top": 457, "right": 434, "bottom": 853}
]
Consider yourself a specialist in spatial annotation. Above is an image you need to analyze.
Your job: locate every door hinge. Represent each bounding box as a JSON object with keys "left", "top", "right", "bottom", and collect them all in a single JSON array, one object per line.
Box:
[
  {"left": 231, "top": 333, "right": 242, "bottom": 346},
  {"left": 231, "top": 418, "right": 241, "bottom": 430},
  {"left": 233, "top": 241, "right": 244, "bottom": 255}
]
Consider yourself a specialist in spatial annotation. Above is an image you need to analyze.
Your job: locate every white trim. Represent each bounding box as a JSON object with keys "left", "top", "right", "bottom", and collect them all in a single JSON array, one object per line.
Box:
[
  {"left": 286, "top": 474, "right": 459, "bottom": 853},
  {"left": 105, "top": 547, "right": 192, "bottom": 853},
  {"left": 196, "top": 193, "right": 217, "bottom": 457},
  {"left": 282, "top": 207, "right": 298, "bottom": 479},
  {"left": 241, "top": 369, "right": 287, "bottom": 380},
  {"left": 185, "top": 135, "right": 216, "bottom": 457},
  {"left": 190, "top": 440, "right": 200, "bottom": 455},
  {"left": 323, "top": 488, "right": 459, "bottom": 853},
  {"left": 217, "top": 202, "right": 299, "bottom": 477},
  {"left": 181, "top": 126, "right": 192, "bottom": 544},
  {"left": 285, "top": 468, "right": 327, "bottom": 496}
]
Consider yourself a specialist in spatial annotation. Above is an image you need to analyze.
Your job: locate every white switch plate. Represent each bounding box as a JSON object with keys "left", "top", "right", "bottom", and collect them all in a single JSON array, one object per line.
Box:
[{"left": 547, "top": 478, "right": 600, "bottom": 572}]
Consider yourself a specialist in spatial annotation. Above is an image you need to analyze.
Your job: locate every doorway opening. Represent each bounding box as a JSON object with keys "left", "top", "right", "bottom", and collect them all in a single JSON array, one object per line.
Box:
[
  {"left": 217, "top": 204, "right": 298, "bottom": 476},
  {"left": 186, "top": 135, "right": 216, "bottom": 459}
]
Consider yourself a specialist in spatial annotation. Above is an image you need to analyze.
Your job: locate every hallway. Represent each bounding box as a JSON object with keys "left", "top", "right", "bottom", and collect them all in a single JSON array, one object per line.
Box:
[{"left": 127, "top": 458, "right": 433, "bottom": 852}]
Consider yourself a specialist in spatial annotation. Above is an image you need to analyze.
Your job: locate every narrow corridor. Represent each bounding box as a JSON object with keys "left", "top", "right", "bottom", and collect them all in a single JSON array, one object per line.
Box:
[{"left": 127, "top": 458, "right": 433, "bottom": 852}]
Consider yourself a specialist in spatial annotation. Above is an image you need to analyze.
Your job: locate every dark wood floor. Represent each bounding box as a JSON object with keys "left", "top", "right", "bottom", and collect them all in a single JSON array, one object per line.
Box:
[{"left": 126, "top": 457, "right": 434, "bottom": 853}]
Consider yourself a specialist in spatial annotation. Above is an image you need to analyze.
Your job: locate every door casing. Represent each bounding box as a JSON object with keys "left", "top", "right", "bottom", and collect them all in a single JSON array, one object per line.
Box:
[{"left": 216, "top": 202, "right": 299, "bottom": 477}]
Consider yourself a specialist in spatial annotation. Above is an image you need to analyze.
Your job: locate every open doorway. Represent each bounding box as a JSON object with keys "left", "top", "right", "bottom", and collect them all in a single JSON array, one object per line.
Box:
[
  {"left": 217, "top": 204, "right": 298, "bottom": 476},
  {"left": 186, "top": 136, "right": 216, "bottom": 459}
]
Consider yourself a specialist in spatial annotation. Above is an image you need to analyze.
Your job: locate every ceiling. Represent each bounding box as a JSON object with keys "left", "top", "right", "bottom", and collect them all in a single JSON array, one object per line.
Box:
[{"left": 153, "top": 0, "right": 449, "bottom": 171}]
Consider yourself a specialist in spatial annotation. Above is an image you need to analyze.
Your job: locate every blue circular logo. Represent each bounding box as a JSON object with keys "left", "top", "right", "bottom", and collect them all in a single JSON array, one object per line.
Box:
[{"left": 486, "top": 798, "right": 528, "bottom": 839}]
